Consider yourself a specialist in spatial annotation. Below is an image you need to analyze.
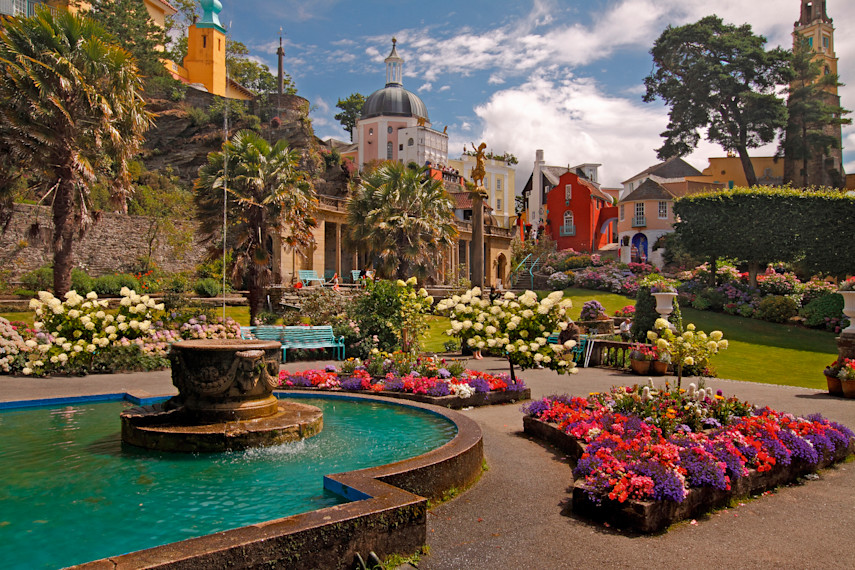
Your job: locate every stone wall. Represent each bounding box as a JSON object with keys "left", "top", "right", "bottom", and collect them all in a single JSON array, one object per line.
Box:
[{"left": 0, "top": 204, "right": 207, "bottom": 280}]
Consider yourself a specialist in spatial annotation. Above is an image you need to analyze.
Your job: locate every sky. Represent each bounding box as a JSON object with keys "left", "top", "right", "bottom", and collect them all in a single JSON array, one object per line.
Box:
[{"left": 223, "top": 0, "right": 855, "bottom": 190}]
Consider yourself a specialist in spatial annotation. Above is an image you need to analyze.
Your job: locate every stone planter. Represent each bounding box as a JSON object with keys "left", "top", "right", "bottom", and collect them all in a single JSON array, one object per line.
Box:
[
  {"left": 840, "top": 290, "right": 855, "bottom": 335},
  {"left": 826, "top": 373, "right": 843, "bottom": 396},
  {"left": 629, "top": 359, "right": 650, "bottom": 375},
  {"left": 650, "top": 360, "right": 669, "bottom": 376},
  {"left": 652, "top": 291, "right": 677, "bottom": 317}
]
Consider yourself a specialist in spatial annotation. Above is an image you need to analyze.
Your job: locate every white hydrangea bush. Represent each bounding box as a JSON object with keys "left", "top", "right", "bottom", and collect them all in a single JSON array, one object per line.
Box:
[{"left": 436, "top": 288, "right": 577, "bottom": 374}]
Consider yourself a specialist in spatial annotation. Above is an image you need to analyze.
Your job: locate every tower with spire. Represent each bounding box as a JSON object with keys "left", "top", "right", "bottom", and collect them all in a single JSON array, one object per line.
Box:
[
  {"left": 356, "top": 39, "right": 448, "bottom": 168},
  {"left": 784, "top": 0, "right": 846, "bottom": 187}
]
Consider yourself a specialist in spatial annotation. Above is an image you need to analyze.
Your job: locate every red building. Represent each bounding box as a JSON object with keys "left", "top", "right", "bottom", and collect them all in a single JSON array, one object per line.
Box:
[{"left": 542, "top": 170, "right": 617, "bottom": 252}]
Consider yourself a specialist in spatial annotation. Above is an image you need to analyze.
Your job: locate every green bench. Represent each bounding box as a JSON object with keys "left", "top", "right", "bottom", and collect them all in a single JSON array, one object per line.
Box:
[
  {"left": 241, "top": 325, "right": 345, "bottom": 361},
  {"left": 298, "top": 270, "right": 325, "bottom": 287},
  {"left": 547, "top": 333, "right": 588, "bottom": 365}
]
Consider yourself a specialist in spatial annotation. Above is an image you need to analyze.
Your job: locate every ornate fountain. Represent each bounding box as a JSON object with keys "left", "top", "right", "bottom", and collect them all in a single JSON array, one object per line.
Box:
[{"left": 121, "top": 339, "right": 323, "bottom": 452}]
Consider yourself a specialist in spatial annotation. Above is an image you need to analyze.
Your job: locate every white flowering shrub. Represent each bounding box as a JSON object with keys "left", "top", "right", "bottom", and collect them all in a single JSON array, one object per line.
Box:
[
  {"left": 436, "top": 288, "right": 577, "bottom": 375},
  {"left": 19, "top": 289, "right": 165, "bottom": 376},
  {"left": 0, "top": 317, "right": 29, "bottom": 373},
  {"left": 546, "top": 272, "right": 571, "bottom": 290},
  {"left": 647, "top": 318, "right": 728, "bottom": 386}
]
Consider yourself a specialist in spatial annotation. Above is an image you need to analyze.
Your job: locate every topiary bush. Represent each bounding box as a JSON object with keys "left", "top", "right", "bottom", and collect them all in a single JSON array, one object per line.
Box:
[
  {"left": 755, "top": 295, "right": 799, "bottom": 323},
  {"left": 194, "top": 278, "right": 222, "bottom": 298},
  {"left": 630, "top": 287, "right": 658, "bottom": 342},
  {"left": 20, "top": 265, "right": 53, "bottom": 292},
  {"left": 92, "top": 273, "right": 140, "bottom": 297},
  {"left": 71, "top": 269, "right": 94, "bottom": 294}
]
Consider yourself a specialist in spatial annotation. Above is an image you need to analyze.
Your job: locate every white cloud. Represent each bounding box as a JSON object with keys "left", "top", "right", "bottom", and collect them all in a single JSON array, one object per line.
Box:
[
  {"left": 469, "top": 70, "right": 776, "bottom": 189},
  {"left": 439, "top": 85, "right": 451, "bottom": 92},
  {"left": 488, "top": 74, "right": 505, "bottom": 85},
  {"left": 418, "top": 82, "right": 433, "bottom": 92},
  {"left": 314, "top": 97, "right": 331, "bottom": 114}
]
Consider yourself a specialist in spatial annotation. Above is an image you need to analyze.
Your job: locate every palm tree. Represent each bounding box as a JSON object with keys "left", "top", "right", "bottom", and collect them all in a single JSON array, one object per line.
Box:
[
  {"left": 346, "top": 162, "right": 458, "bottom": 280},
  {"left": 195, "top": 130, "right": 317, "bottom": 324},
  {"left": 0, "top": 8, "right": 151, "bottom": 295}
]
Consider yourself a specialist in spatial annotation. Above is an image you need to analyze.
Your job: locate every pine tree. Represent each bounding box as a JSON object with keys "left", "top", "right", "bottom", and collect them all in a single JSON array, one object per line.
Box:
[{"left": 85, "top": 0, "right": 169, "bottom": 78}]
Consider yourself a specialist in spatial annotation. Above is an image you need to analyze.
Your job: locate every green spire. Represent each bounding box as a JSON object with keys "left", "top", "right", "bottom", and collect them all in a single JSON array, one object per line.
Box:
[{"left": 198, "top": 0, "right": 225, "bottom": 33}]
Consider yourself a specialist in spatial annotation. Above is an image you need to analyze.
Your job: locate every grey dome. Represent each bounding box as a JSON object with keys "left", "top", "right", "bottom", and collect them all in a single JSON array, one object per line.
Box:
[{"left": 361, "top": 85, "right": 429, "bottom": 120}]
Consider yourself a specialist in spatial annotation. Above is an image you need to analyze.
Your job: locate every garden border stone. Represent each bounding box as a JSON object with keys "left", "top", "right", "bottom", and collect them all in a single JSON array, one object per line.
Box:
[
  {"left": 523, "top": 415, "right": 855, "bottom": 533},
  {"left": 281, "top": 385, "right": 531, "bottom": 409}
]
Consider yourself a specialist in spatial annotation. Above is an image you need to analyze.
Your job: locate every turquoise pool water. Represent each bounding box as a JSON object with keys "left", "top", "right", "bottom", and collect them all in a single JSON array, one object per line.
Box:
[{"left": 0, "top": 395, "right": 456, "bottom": 569}]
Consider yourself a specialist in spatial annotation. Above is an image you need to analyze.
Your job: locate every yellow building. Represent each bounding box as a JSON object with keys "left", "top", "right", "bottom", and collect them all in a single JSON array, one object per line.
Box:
[
  {"left": 686, "top": 155, "right": 784, "bottom": 189},
  {"left": 164, "top": 0, "right": 252, "bottom": 100},
  {"left": 447, "top": 154, "right": 516, "bottom": 229}
]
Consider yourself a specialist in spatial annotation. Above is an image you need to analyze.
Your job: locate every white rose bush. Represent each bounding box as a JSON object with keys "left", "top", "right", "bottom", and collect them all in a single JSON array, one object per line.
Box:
[
  {"left": 436, "top": 288, "right": 578, "bottom": 379},
  {"left": 647, "top": 318, "right": 728, "bottom": 387}
]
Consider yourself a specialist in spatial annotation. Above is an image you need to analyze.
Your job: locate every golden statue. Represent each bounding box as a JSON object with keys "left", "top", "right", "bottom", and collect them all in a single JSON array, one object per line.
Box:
[
  {"left": 443, "top": 125, "right": 448, "bottom": 134},
  {"left": 417, "top": 116, "right": 426, "bottom": 126},
  {"left": 469, "top": 142, "right": 488, "bottom": 189}
]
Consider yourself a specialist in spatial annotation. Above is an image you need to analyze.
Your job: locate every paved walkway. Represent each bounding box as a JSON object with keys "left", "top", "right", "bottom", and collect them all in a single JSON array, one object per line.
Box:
[{"left": 2, "top": 360, "right": 854, "bottom": 569}]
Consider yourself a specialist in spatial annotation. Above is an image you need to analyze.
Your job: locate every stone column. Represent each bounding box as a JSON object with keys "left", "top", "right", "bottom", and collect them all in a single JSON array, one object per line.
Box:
[
  {"left": 464, "top": 239, "right": 471, "bottom": 281},
  {"left": 838, "top": 334, "right": 855, "bottom": 362}
]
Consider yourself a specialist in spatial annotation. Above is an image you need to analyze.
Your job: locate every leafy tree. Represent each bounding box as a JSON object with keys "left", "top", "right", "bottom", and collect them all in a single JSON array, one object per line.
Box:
[
  {"left": 335, "top": 93, "right": 365, "bottom": 141},
  {"left": 0, "top": 9, "right": 151, "bottom": 296},
  {"left": 346, "top": 162, "right": 458, "bottom": 281},
  {"left": 84, "top": 0, "right": 168, "bottom": 79},
  {"left": 780, "top": 35, "right": 851, "bottom": 188},
  {"left": 643, "top": 15, "right": 791, "bottom": 187},
  {"left": 195, "top": 130, "right": 317, "bottom": 323},
  {"left": 227, "top": 39, "right": 296, "bottom": 95}
]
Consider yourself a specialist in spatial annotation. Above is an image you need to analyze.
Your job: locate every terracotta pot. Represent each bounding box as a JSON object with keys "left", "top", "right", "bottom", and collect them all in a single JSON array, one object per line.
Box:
[
  {"left": 630, "top": 359, "right": 650, "bottom": 375},
  {"left": 826, "top": 373, "right": 843, "bottom": 396},
  {"left": 650, "top": 360, "right": 669, "bottom": 376},
  {"left": 842, "top": 379, "right": 855, "bottom": 399}
]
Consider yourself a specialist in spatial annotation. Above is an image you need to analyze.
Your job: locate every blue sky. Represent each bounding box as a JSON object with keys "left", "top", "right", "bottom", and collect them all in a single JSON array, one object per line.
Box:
[{"left": 223, "top": 0, "right": 855, "bottom": 188}]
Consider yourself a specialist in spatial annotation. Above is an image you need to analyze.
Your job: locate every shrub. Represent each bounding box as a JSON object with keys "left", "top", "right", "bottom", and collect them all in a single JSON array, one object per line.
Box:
[
  {"left": 631, "top": 287, "right": 658, "bottom": 342},
  {"left": 697, "top": 287, "right": 726, "bottom": 311},
  {"left": 546, "top": 272, "right": 571, "bottom": 290},
  {"left": 755, "top": 295, "right": 799, "bottom": 323},
  {"left": 348, "top": 280, "right": 403, "bottom": 352},
  {"left": 165, "top": 273, "right": 193, "bottom": 293},
  {"left": 800, "top": 293, "right": 844, "bottom": 330},
  {"left": 71, "top": 269, "right": 94, "bottom": 294},
  {"left": 194, "top": 278, "right": 222, "bottom": 298},
  {"left": 92, "top": 273, "right": 140, "bottom": 297},
  {"left": 20, "top": 265, "right": 53, "bottom": 292},
  {"left": 301, "top": 288, "right": 349, "bottom": 325},
  {"left": 579, "top": 300, "right": 606, "bottom": 321}
]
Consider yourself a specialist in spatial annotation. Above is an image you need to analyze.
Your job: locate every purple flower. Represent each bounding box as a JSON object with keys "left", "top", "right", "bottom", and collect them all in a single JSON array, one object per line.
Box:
[
  {"left": 437, "top": 368, "right": 451, "bottom": 379},
  {"left": 325, "top": 364, "right": 337, "bottom": 373},
  {"left": 468, "top": 377, "right": 491, "bottom": 393},
  {"left": 427, "top": 382, "right": 451, "bottom": 397}
]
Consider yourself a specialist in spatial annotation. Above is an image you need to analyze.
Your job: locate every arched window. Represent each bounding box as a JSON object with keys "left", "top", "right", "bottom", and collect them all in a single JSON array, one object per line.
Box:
[
  {"left": 408, "top": 138, "right": 414, "bottom": 146},
  {"left": 387, "top": 141, "right": 393, "bottom": 159},
  {"left": 563, "top": 210, "right": 574, "bottom": 227},
  {"left": 369, "top": 128, "right": 374, "bottom": 136}
]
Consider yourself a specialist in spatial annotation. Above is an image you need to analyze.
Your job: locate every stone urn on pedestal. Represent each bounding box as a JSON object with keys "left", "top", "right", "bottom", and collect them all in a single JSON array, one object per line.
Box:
[
  {"left": 652, "top": 291, "right": 678, "bottom": 328},
  {"left": 827, "top": 279, "right": 855, "bottom": 397}
]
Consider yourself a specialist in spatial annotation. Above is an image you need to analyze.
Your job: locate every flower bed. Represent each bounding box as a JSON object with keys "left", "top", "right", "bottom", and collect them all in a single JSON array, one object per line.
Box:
[
  {"left": 522, "top": 385, "right": 854, "bottom": 532},
  {"left": 278, "top": 367, "right": 530, "bottom": 409}
]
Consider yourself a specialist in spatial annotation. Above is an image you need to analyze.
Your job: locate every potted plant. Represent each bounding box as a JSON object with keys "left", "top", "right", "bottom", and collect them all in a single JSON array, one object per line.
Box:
[
  {"left": 628, "top": 343, "right": 655, "bottom": 375},
  {"left": 838, "top": 358, "right": 855, "bottom": 398},
  {"left": 824, "top": 360, "right": 843, "bottom": 396},
  {"left": 839, "top": 277, "right": 855, "bottom": 334}
]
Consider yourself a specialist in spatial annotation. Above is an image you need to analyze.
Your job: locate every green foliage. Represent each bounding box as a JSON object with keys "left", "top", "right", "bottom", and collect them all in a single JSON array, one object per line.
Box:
[
  {"left": 92, "top": 273, "right": 140, "bottom": 297},
  {"left": 755, "top": 295, "right": 799, "bottom": 323},
  {"left": 800, "top": 293, "right": 844, "bottom": 328},
  {"left": 631, "top": 286, "right": 658, "bottom": 342},
  {"left": 643, "top": 15, "right": 790, "bottom": 186},
  {"left": 21, "top": 266, "right": 54, "bottom": 292},
  {"left": 301, "top": 288, "right": 349, "bottom": 325},
  {"left": 348, "top": 280, "right": 404, "bottom": 352},
  {"left": 194, "top": 278, "right": 222, "bottom": 298},
  {"left": 346, "top": 162, "right": 457, "bottom": 280},
  {"left": 195, "top": 130, "right": 317, "bottom": 323},
  {"left": 334, "top": 93, "right": 365, "bottom": 141},
  {"left": 85, "top": 0, "right": 169, "bottom": 79},
  {"left": 674, "top": 187, "right": 855, "bottom": 279},
  {"left": 71, "top": 269, "right": 94, "bottom": 294},
  {"left": 780, "top": 35, "right": 851, "bottom": 188},
  {"left": 0, "top": 8, "right": 151, "bottom": 295}
]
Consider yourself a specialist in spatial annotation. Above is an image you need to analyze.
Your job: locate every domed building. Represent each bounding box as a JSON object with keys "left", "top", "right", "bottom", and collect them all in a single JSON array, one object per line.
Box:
[{"left": 356, "top": 39, "right": 448, "bottom": 168}]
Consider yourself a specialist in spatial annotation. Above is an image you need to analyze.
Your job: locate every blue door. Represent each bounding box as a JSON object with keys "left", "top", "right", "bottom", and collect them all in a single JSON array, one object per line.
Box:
[{"left": 631, "top": 233, "right": 648, "bottom": 263}]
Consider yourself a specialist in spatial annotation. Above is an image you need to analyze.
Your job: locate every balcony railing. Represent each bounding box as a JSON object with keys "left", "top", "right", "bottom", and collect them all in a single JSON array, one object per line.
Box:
[
  {"left": 559, "top": 224, "right": 576, "bottom": 237},
  {"left": 631, "top": 215, "right": 646, "bottom": 227},
  {"left": 0, "top": 0, "right": 58, "bottom": 18}
]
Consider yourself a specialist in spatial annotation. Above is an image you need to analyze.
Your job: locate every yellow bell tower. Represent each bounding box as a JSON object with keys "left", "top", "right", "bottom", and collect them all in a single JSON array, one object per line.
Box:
[
  {"left": 793, "top": 0, "right": 838, "bottom": 94},
  {"left": 183, "top": 0, "right": 227, "bottom": 97}
]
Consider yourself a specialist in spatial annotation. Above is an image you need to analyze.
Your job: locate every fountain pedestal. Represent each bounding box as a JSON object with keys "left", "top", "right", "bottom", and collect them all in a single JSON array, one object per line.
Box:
[{"left": 121, "top": 339, "right": 323, "bottom": 452}]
